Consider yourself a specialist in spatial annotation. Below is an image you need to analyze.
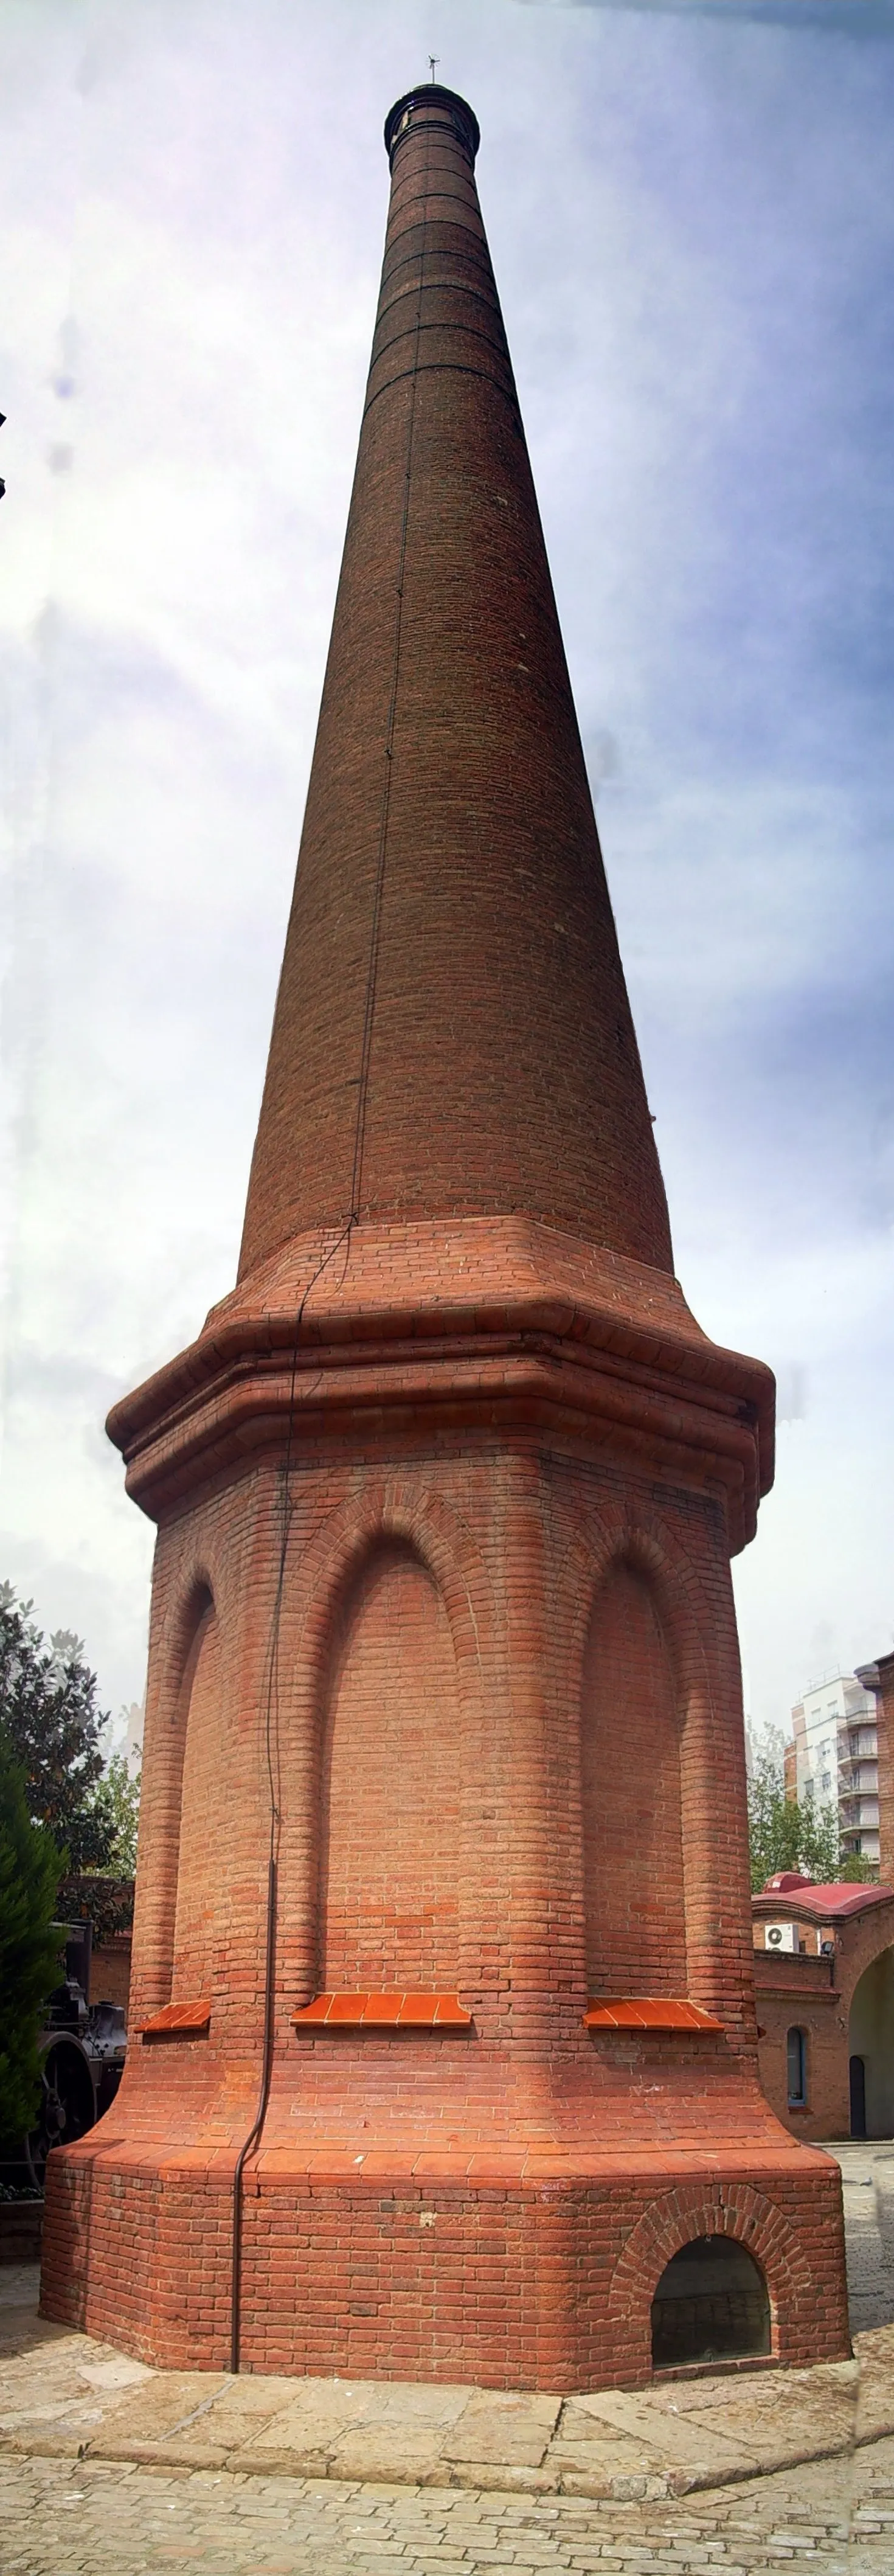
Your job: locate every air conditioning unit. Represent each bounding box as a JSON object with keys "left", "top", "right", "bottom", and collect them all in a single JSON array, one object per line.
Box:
[{"left": 764, "top": 1922, "right": 801, "bottom": 1954}]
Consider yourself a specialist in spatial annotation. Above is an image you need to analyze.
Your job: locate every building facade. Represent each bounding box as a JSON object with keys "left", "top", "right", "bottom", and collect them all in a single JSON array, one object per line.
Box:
[
  {"left": 857, "top": 1650, "right": 894, "bottom": 1883},
  {"left": 790, "top": 1672, "right": 880, "bottom": 1866},
  {"left": 41, "top": 84, "right": 849, "bottom": 2392},
  {"left": 754, "top": 1873, "right": 894, "bottom": 2142}
]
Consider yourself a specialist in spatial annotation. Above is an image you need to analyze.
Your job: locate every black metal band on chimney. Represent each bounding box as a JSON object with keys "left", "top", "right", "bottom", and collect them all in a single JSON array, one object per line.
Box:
[{"left": 384, "top": 86, "right": 480, "bottom": 170}]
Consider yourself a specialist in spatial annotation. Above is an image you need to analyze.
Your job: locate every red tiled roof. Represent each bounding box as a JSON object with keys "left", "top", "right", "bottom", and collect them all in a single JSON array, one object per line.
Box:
[{"left": 754, "top": 1880, "right": 894, "bottom": 1922}]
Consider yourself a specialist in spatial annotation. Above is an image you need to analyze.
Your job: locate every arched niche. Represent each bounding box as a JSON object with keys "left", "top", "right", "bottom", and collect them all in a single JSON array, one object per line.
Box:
[
  {"left": 848, "top": 1946, "right": 894, "bottom": 2137},
  {"left": 581, "top": 1555, "right": 686, "bottom": 1997},
  {"left": 172, "top": 1589, "right": 222, "bottom": 1998},
  {"left": 651, "top": 2235, "right": 770, "bottom": 2370},
  {"left": 317, "top": 1538, "right": 462, "bottom": 1991}
]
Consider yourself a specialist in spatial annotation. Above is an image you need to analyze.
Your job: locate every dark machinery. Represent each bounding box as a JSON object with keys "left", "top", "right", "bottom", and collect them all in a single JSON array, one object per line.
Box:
[{"left": 26, "top": 1922, "right": 127, "bottom": 2189}]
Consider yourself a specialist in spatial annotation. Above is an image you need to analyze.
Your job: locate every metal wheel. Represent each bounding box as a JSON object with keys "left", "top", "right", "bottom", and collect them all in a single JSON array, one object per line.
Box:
[{"left": 25, "top": 2041, "right": 97, "bottom": 2190}]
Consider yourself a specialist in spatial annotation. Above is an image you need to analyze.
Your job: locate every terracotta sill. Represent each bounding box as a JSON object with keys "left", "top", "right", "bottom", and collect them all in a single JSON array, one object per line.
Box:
[
  {"left": 584, "top": 1998, "right": 724, "bottom": 2033},
  {"left": 137, "top": 1998, "right": 212, "bottom": 2039},
  {"left": 292, "top": 1991, "right": 472, "bottom": 2030}
]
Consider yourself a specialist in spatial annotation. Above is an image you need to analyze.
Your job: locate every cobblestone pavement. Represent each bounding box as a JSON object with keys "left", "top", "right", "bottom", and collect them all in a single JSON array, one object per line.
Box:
[
  {"left": 833, "top": 2144, "right": 894, "bottom": 2336},
  {"left": 1, "top": 2439, "right": 893, "bottom": 2574}
]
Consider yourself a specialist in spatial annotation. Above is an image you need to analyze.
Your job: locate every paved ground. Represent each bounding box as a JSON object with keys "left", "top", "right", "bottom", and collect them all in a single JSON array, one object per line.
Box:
[
  {"left": 1, "top": 2144, "right": 892, "bottom": 2573},
  {"left": 835, "top": 2142, "right": 894, "bottom": 2336},
  {"left": 1, "top": 2440, "right": 893, "bottom": 2574}
]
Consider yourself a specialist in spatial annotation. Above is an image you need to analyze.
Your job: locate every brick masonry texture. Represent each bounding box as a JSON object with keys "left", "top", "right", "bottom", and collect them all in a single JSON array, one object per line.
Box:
[
  {"left": 237, "top": 89, "right": 673, "bottom": 1275},
  {"left": 42, "top": 86, "right": 849, "bottom": 2387}
]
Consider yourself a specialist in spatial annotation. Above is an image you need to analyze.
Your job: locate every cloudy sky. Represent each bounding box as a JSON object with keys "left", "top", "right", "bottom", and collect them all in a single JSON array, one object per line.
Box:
[{"left": 2, "top": 0, "right": 892, "bottom": 1750}]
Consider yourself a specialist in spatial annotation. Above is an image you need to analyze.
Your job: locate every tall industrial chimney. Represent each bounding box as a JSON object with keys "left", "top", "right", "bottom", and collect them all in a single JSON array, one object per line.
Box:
[{"left": 42, "top": 85, "right": 848, "bottom": 2392}]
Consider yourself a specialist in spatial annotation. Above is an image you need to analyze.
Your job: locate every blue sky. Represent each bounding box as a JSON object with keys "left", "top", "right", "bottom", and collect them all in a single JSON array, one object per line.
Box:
[{"left": 1, "top": 0, "right": 892, "bottom": 1743}]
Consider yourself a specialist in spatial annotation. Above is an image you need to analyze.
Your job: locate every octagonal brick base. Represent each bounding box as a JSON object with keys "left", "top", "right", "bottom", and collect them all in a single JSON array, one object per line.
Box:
[{"left": 41, "top": 2138, "right": 849, "bottom": 2390}]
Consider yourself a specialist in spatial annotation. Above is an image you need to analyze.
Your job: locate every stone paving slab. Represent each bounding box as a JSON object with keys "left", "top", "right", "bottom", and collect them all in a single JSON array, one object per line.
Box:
[
  {"left": 1, "top": 2262, "right": 891, "bottom": 2502},
  {"left": 2, "top": 2144, "right": 893, "bottom": 2526}
]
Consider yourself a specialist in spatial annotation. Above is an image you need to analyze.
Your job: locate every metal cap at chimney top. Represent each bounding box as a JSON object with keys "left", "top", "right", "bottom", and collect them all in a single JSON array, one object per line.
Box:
[{"left": 384, "top": 85, "right": 480, "bottom": 168}]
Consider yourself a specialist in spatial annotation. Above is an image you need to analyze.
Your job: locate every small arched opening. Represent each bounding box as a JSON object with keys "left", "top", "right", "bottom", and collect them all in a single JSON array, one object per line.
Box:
[
  {"left": 848, "top": 1946, "right": 894, "bottom": 2138},
  {"left": 651, "top": 2235, "right": 771, "bottom": 2372}
]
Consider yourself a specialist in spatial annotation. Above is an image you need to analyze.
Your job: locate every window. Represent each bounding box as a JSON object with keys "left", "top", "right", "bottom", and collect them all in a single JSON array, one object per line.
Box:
[
  {"left": 822, "top": 1772, "right": 831, "bottom": 1791},
  {"left": 787, "top": 2026, "right": 807, "bottom": 2108},
  {"left": 804, "top": 1777, "right": 815, "bottom": 1802}
]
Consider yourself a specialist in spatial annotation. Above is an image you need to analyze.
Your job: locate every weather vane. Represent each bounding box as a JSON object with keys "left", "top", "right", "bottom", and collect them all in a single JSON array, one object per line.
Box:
[{"left": 428, "top": 55, "right": 439, "bottom": 82}]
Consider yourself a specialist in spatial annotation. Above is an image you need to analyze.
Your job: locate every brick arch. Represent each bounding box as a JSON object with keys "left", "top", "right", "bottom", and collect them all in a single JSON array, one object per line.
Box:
[
  {"left": 159, "top": 1561, "right": 217, "bottom": 1673},
  {"left": 608, "top": 2181, "right": 813, "bottom": 2373},
  {"left": 847, "top": 1937, "right": 894, "bottom": 2137},
  {"left": 128, "top": 1558, "right": 223, "bottom": 2026},
  {"left": 555, "top": 1496, "right": 753, "bottom": 2027},
  {"left": 294, "top": 1479, "right": 491, "bottom": 1691},
  {"left": 842, "top": 1922, "right": 894, "bottom": 2012},
  {"left": 274, "top": 1479, "right": 494, "bottom": 2011},
  {"left": 558, "top": 1498, "right": 716, "bottom": 1718}
]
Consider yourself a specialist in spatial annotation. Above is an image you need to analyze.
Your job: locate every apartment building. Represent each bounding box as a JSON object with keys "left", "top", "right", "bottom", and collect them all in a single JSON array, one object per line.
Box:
[{"left": 790, "top": 1671, "right": 880, "bottom": 1865}]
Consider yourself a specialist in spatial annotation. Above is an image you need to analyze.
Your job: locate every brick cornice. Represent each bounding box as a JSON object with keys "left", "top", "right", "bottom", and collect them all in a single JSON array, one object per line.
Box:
[{"left": 106, "top": 1216, "right": 772, "bottom": 1542}]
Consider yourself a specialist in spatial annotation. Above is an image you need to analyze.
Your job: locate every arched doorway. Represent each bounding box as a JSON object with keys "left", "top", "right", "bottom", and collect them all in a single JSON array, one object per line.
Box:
[
  {"left": 848, "top": 1947, "right": 894, "bottom": 2137},
  {"left": 850, "top": 2055, "right": 867, "bottom": 2140},
  {"left": 651, "top": 2235, "right": 771, "bottom": 2370}
]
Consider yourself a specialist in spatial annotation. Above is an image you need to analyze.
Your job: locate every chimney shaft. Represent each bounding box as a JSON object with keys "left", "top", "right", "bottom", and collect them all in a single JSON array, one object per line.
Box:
[{"left": 238, "top": 85, "right": 672, "bottom": 1282}]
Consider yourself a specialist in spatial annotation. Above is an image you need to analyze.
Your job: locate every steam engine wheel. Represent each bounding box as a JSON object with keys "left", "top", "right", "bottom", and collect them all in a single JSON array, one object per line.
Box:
[{"left": 26, "top": 2040, "right": 97, "bottom": 2190}]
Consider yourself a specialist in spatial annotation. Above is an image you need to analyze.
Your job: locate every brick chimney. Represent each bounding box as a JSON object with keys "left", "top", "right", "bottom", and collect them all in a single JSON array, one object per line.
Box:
[
  {"left": 41, "top": 84, "right": 848, "bottom": 2392},
  {"left": 238, "top": 86, "right": 671, "bottom": 1279}
]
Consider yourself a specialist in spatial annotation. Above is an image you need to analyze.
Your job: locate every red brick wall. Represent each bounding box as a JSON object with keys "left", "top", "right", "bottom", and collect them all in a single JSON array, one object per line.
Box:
[
  {"left": 41, "top": 1427, "right": 851, "bottom": 2379},
  {"left": 319, "top": 1540, "right": 461, "bottom": 1988},
  {"left": 583, "top": 1561, "right": 686, "bottom": 1996},
  {"left": 70, "top": 1437, "right": 764, "bottom": 2114},
  {"left": 43, "top": 2141, "right": 848, "bottom": 2388},
  {"left": 755, "top": 1987, "right": 846, "bottom": 2140},
  {"left": 91, "top": 1939, "right": 131, "bottom": 2013},
  {"left": 65, "top": 1444, "right": 778, "bottom": 2113}
]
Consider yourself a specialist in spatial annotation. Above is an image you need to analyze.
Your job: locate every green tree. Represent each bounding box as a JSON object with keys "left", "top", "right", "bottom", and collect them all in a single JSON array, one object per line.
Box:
[
  {"left": 89, "top": 1746, "right": 141, "bottom": 1876},
  {"left": 836, "top": 1850, "right": 879, "bottom": 1884},
  {"left": 0, "top": 1584, "right": 114, "bottom": 1872},
  {"left": 747, "top": 1726, "right": 840, "bottom": 1892},
  {"left": 0, "top": 1721, "right": 64, "bottom": 2148}
]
